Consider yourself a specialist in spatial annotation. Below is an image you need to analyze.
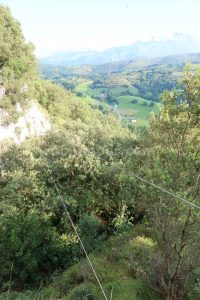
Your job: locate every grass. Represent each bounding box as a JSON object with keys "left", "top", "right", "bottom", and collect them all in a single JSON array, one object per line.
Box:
[
  {"left": 4, "top": 229, "right": 161, "bottom": 300},
  {"left": 74, "top": 81, "right": 110, "bottom": 111},
  {"left": 117, "top": 96, "right": 162, "bottom": 126},
  {"left": 46, "top": 231, "right": 160, "bottom": 300},
  {"left": 63, "top": 232, "right": 159, "bottom": 299},
  {"left": 74, "top": 80, "right": 93, "bottom": 94},
  {"left": 74, "top": 80, "right": 162, "bottom": 126}
]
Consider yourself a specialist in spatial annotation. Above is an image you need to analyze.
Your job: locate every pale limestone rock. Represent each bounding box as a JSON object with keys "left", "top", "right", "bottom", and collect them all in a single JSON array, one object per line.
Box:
[
  {"left": 0, "top": 102, "right": 51, "bottom": 144},
  {"left": 0, "top": 87, "right": 6, "bottom": 99}
]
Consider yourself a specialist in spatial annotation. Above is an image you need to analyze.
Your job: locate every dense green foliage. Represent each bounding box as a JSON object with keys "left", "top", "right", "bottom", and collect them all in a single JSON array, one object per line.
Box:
[
  {"left": 134, "top": 68, "right": 200, "bottom": 299},
  {"left": 0, "top": 5, "right": 200, "bottom": 300},
  {"left": 0, "top": 93, "right": 137, "bottom": 287},
  {"left": 0, "top": 6, "right": 37, "bottom": 122}
]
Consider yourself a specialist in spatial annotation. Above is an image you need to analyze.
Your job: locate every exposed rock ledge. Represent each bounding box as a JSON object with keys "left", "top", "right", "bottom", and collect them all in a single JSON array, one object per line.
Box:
[{"left": 0, "top": 102, "right": 51, "bottom": 144}]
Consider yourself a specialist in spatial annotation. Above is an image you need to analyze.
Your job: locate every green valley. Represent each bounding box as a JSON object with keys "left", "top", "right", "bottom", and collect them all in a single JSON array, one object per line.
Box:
[{"left": 40, "top": 54, "right": 200, "bottom": 126}]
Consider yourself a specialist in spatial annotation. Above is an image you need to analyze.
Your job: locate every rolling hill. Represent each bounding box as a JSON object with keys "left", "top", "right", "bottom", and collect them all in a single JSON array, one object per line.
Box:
[{"left": 40, "top": 33, "right": 200, "bottom": 66}]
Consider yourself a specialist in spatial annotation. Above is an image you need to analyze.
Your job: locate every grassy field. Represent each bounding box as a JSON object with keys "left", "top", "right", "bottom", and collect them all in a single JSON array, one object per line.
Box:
[
  {"left": 74, "top": 81, "right": 110, "bottom": 111},
  {"left": 74, "top": 81, "right": 161, "bottom": 126},
  {"left": 117, "top": 96, "right": 161, "bottom": 126},
  {"left": 74, "top": 80, "right": 93, "bottom": 94}
]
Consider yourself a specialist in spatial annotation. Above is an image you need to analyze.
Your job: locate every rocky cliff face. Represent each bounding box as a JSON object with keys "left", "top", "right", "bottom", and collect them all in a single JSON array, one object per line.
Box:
[
  {"left": 0, "top": 5, "right": 48, "bottom": 145},
  {"left": 0, "top": 102, "right": 51, "bottom": 144}
]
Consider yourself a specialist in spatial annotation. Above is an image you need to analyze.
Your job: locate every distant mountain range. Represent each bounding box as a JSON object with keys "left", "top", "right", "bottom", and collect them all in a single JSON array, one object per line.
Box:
[{"left": 41, "top": 33, "right": 200, "bottom": 66}]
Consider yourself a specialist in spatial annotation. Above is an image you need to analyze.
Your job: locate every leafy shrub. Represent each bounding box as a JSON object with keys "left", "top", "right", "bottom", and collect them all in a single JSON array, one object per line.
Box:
[
  {"left": 149, "top": 101, "right": 154, "bottom": 107},
  {"left": 131, "top": 99, "right": 138, "bottom": 104},
  {"left": 76, "top": 215, "right": 105, "bottom": 253},
  {"left": 66, "top": 284, "right": 94, "bottom": 300},
  {"left": 76, "top": 91, "right": 85, "bottom": 97},
  {"left": 111, "top": 204, "right": 133, "bottom": 233},
  {"left": 142, "top": 101, "right": 148, "bottom": 106},
  {"left": 0, "top": 211, "right": 73, "bottom": 289}
]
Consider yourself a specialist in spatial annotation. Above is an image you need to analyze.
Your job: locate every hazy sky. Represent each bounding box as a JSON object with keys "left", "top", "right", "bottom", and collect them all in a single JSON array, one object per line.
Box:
[{"left": 1, "top": 0, "right": 200, "bottom": 57}]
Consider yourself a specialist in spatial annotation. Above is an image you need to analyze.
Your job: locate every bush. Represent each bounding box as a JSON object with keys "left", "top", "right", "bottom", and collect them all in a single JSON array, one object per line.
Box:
[
  {"left": 131, "top": 99, "right": 138, "bottom": 104},
  {"left": 149, "top": 102, "right": 154, "bottom": 107},
  {"left": 67, "top": 284, "right": 94, "bottom": 300},
  {"left": 77, "top": 215, "right": 105, "bottom": 253},
  {"left": 183, "top": 268, "right": 200, "bottom": 299},
  {"left": 76, "top": 91, "right": 85, "bottom": 97},
  {"left": 0, "top": 212, "right": 72, "bottom": 289},
  {"left": 142, "top": 101, "right": 148, "bottom": 106}
]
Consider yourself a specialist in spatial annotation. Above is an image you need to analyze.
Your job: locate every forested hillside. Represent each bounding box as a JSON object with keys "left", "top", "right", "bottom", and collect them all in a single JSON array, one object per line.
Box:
[{"left": 0, "top": 5, "right": 200, "bottom": 300}]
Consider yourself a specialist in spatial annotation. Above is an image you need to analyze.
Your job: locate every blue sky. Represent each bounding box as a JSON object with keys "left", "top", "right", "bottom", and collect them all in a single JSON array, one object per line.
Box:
[{"left": 1, "top": 0, "right": 200, "bottom": 57}]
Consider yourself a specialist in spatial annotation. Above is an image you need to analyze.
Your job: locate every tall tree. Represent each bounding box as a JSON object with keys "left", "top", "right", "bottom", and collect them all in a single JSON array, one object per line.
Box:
[{"left": 139, "top": 67, "right": 200, "bottom": 299}]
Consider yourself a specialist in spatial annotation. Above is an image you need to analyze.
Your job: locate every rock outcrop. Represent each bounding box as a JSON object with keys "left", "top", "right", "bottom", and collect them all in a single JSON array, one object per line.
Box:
[{"left": 0, "top": 102, "right": 51, "bottom": 144}]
